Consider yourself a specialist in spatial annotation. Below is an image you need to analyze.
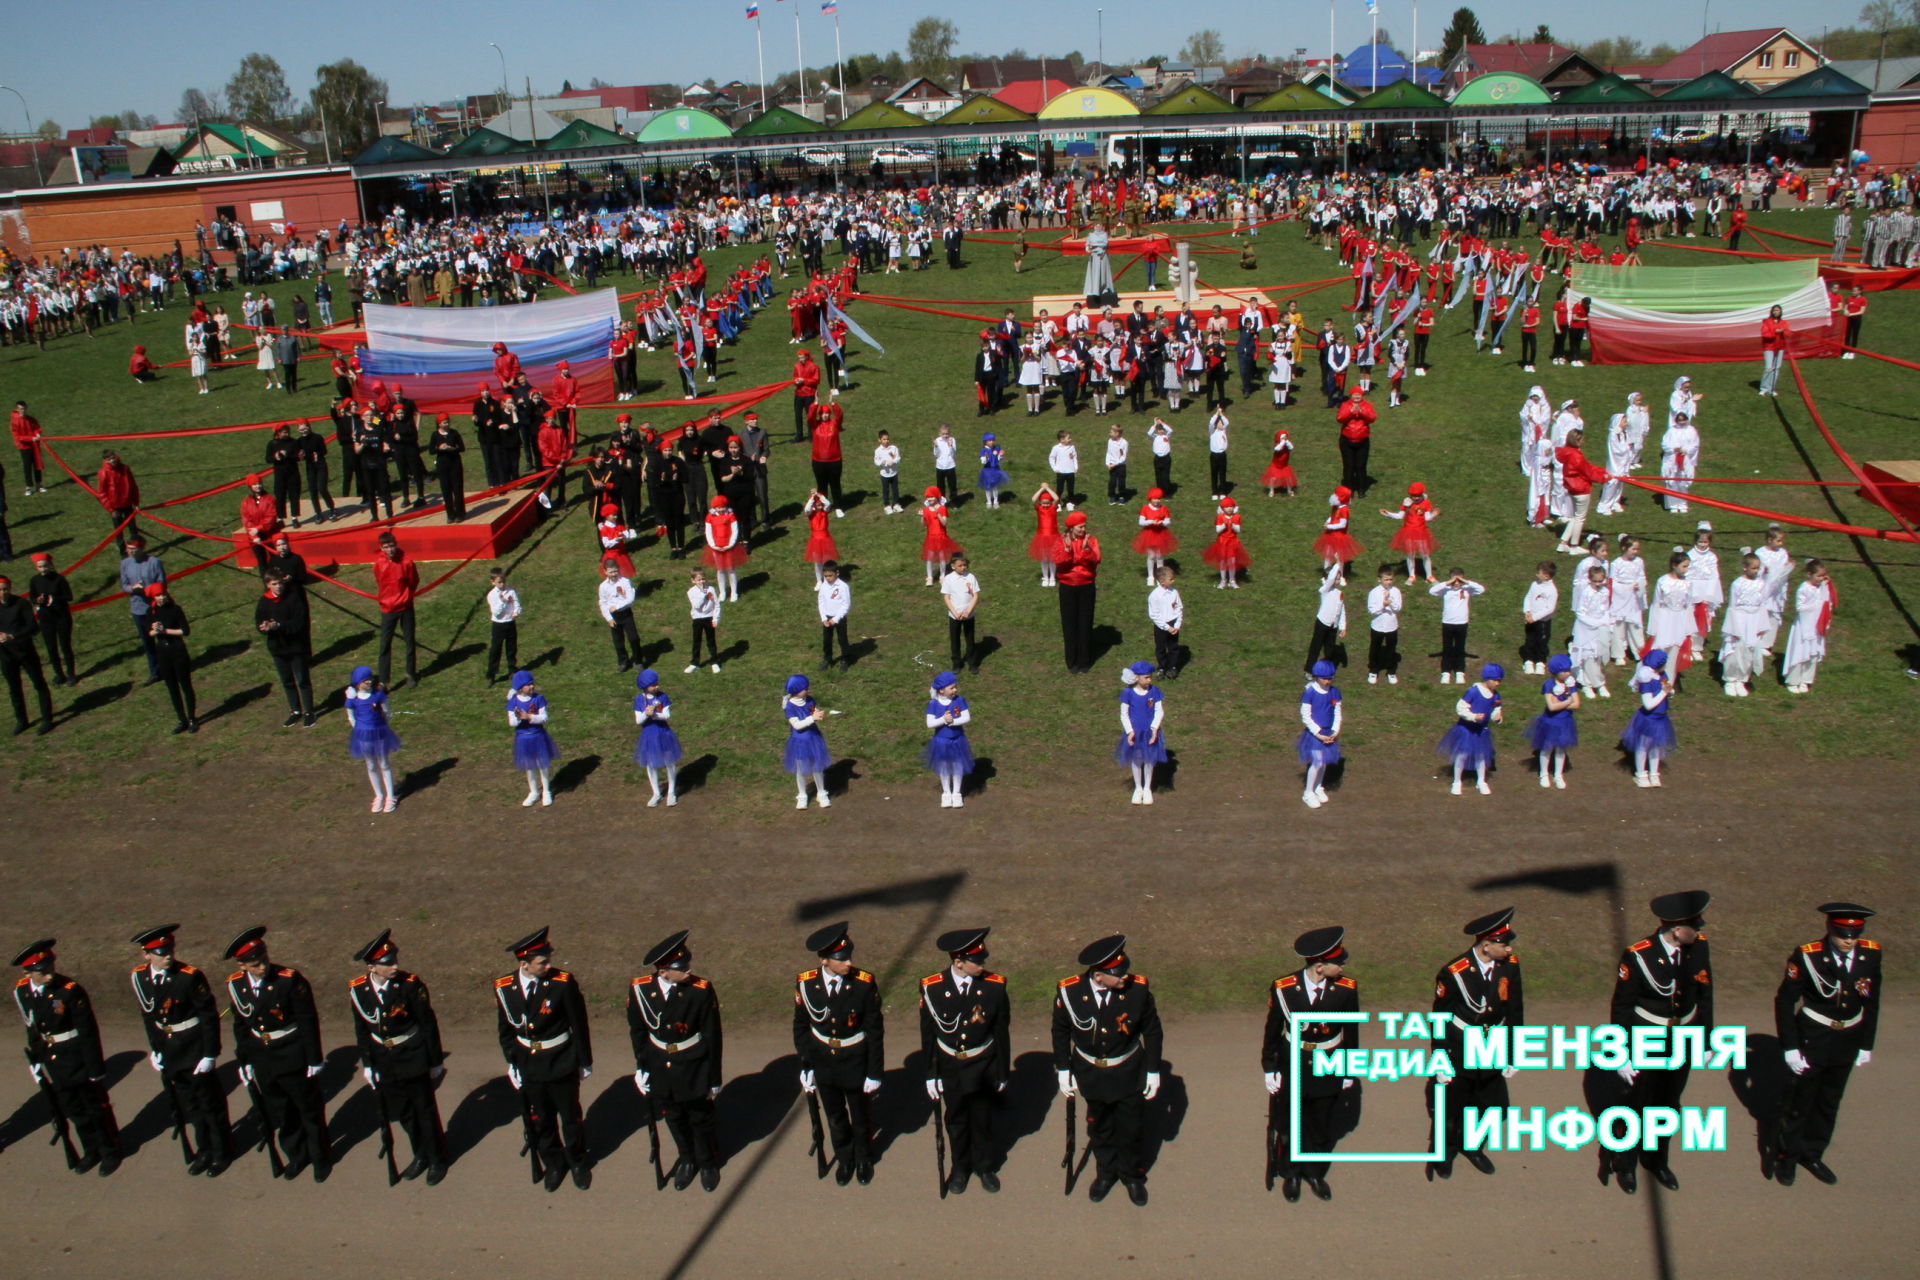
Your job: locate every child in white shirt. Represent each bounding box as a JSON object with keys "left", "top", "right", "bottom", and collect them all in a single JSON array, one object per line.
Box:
[
  {"left": 1519, "top": 561, "right": 1560, "bottom": 675},
  {"left": 931, "top": 424, "right": 960, "bottom": 503},
  {"left": 685, "top": 570, "right": 722, "bottom": 674},
  {"left": 1047, "top": 431, "right": 1079, "bottom": 508},
  {"left": 1303, "top": 566, "right": 1347, "bottom": 674},
  {"left": 1148, "top": 564, "right": 1184, "bottom": 678},
  {"left": 1430, "top": 569, "right": 1485, "bottom": 684},
  {"left": 1365, "top": 563, "right": 1402, "bottom": 685},
  {"left": 873, "top": 429, "right": 903, "bottom": 514}
]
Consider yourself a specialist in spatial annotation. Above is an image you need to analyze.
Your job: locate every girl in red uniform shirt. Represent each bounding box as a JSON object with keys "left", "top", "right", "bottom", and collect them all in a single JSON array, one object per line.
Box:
[
  {"left": 1202, "top": 496, "right": 1250, "bottom": 588},
  {"left": 1381, "top": 481, "right": 1441, "bottom": 582},
  {"left": 1133, "top": 488, "right": 1177, "bottom": 584},
  {"left": 1029, "top": 483, "right": 1062, "bottom": 586},
  {"left": 920, "top": 487, "right": 962, "bottom": 586},
  {"left": 1262, "top": 428, "right": 1297, "bottom": 497},
  {"left": 701, "top": 495, "right": 746, "bottom": 601},
  {"left": 1315, "top": 485, "right": 1365, "bottom": 573},
  {"left": 801, "top": 490, "right": 838, "bottom": 584}
]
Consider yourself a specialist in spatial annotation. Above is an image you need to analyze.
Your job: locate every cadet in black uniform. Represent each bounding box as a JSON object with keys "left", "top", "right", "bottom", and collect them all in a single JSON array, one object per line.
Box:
[
  {"left": 1053, "top": 933, "right": 1164, "bottom": 1206},
  {"left": 224, "top": 926, "right": 331, "bottom": 1181},
  {"left": 628, "top": 929, "right": 725, "bottom": 1191},
  {"left": 1428, "top": 906, "right": 1524, "bottom": 1181},
  {"left": 1608, "top": 890, "right": 1713, "bottom": 1194},
  {"left": 429, "top": 414, "right": 467, "bottom": 522},
  {"left": 129, "top": 924, "right": 234, "bottom": 1175},
  {"left": 349, "top": 930, "right": 448, "bottom": 1184},
  {"left": 11, "top": 938, "right": 120, "bottom": 1174},
  {"left": 1772, "top": 901, "right": 1882, "bottom": 1187},
  {"left": 494, "top": 926, "right": 593, "bottom": 1191},
  {"left": 919, "top": 927, "right": 1010, "bottom": 1195},
  {"left": 1262, "top": 926, "right": 1360, "bottom": 1202},
  {"left": 792, "top": 921, "right": 885, "bottom": 1185},
  {"left": 0, "top": 574, "right": 54, "bottom": 734}
]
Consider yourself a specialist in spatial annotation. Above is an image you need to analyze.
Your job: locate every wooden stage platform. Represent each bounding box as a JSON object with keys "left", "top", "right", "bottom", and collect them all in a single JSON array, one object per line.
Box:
[
  {"left": 1861, "top": 461, "right": 1920, "bottom": 525},
  {"left": 231, "top": 487, "right": 540, "bottom": 566},
  {"left": 1029, "top": 288, "right": 1277, "bottom": 320}
]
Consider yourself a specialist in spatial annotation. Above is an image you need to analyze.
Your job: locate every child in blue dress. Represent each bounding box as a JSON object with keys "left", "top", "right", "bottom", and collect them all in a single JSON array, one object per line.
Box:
[
  {"left": 977, "top": 434, "right": 1009, "bottom": 510},
  {"left": 506, "top": 669, "right": 557, "bottom": 807},
  {"left": 1527, "top": 653, "right": 1581, "bottom": 789},
  {"left": 923, "top": 671, "right": 975, "bottom": 808},
  {"left": 1438, "top": 662, "right": 1504, "bottom": 795},
  {"left": 1115, "top": 659, "right": 1169, "bottom": 805},
  {"left": 633, "top": 668, "right": 683, "bottom": 807},
  {"left": 1620, "top": 648, "right": 1677, "bottom": 788},
  {"left": 1299, "top": 659, "right": 1342, "bottom": 809},
  {"left": 345, "top": 664, "right": 401, "bottom": 813},
  {"left": 782, "top": 674, "right": 831, "bottom": 809}
]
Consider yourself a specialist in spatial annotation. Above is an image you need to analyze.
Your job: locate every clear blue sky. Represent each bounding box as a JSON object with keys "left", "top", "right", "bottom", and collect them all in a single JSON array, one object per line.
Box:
[{"left": 2, "top": 0, "right": 1847, "bottom": 129}]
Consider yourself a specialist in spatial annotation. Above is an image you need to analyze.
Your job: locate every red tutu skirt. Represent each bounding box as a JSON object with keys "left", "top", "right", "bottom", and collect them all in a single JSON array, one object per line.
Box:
[
  {"left": 923, "top": 530, "right": 962, "bottom": 561},
  {"left": 803, "top": 531, "right": 838, "bottom": 564},
  {"left": 1028, "top": 533, "right": 1059, "bottom": 563},
  {"left": 1261, "top": 461, "right": 1297, "bottom": 488},
  {"left": 1389, "top": 526, "right": 1435, "bottom": 556},
  {"left": 1132, "top": 528, "right": 1178, "bottom": 557},
  {"left": 1313, "top": 531, "right": 1365, "bottom": 563},
  {"left": 702, "top": 544, "right": 748, "bottom": 571},
  {"left": 1202, "top": 533, "right": 1250, "bottom": 570}
]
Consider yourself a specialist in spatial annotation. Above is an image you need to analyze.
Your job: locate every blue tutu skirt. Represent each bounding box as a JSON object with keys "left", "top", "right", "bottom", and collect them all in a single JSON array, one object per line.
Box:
[
  {"left": 978, "top": 464, "right": 1008, "bottom": 491},
  {"left": 1436, "top": 722, "right": 1497, "bottom": 770},
  {"left": 1620, "top": 713, "right": 1677, "bottom": 761},
  {"left": 783, "top": 727, "right": 831, "bottom": 774},
  {"left": 348, "top": 723, "right": 402, "bottom": 761},
  {"left": 923, "top": 731, "right": 975, "bottom": 775},
  {"left": 1297, "top": 729, "right": 1342, "bottom": 766},
  {"left": 513, "top": 727, "right": 558, "bottom": 770},
  {"left": 1526, "top": 712, "right": 1579, "bottom": 752},
  {"left": 1114, "top": 734, "right": 1171, "bottom": 767},
  {"left": 634, "top": 724, "right": 683, "bottom": 768}
]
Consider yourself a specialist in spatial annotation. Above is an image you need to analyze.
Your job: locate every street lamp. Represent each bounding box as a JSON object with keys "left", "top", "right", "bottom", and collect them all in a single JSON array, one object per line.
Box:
[
  {"left": 488, "top": 42, "right": 509, "bottom": 120},
  {"left": 1098, "top": 9, "right": 1105, "bottom": 72},
  {"left": 371, "top": 98, "right": 386, "bottom": 145},
  {"left": 0, "top": 85, "right": 42, "bottom": 185}
]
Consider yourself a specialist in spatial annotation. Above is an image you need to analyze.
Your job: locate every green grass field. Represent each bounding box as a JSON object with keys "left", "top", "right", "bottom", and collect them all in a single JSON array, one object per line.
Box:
[{"left": 4, "top": 209, "right": 1917, "bottom": 814}]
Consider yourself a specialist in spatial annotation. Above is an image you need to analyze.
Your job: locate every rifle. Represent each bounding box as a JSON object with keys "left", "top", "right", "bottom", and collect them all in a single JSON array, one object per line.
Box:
[
  {"left": 239, "top": 1065, "right": 285, "bottom": 1178},
  {"left": 157, "top": 1070, "right": 199, "bottom": 1168},
  {"left": 1061, "top": 1093, "right": 1076, "bottom": 1196},
  {"left": 803, "top": 1086, "right": 828, "bottom": 1179},
  {"left": 368, "top": 1074, "right": 400, "bottom": 1187},
  {"left": 25, "top": 1051, "right": 79, "bottom": 1170},
  {"left": 643, "top": 1088, "right": 666, "bottom": 1191},
  {"left": 1264, "top": 1107, "right": 1279, "bottom": 1192},
  {"left": 934, "top": 1088, "right": 948, "bottom": 1199},
  {"left": 513, "top": 1078, "right": 545, "bottom": 1184}
]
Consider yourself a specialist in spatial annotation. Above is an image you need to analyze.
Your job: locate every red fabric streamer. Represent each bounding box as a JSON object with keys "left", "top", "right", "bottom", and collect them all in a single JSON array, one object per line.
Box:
[
  {"left": 1787, "top": 354, "right": 1920, "bottom": 544},
  {"left": 47, "top": 414, "right": 330, "bottom": 442}
]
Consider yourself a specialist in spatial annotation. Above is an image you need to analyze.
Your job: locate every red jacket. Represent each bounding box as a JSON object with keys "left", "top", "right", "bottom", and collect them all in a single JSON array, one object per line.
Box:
[
  {"left": 537, "top": 421, "right": 571, "bottom": 467},
  {"left": 96, "top": 461, "right": 139, "bottom": 510},
  {"left": 792, "top": 357, "right": 821, "bottom": 396},
  {"left": 10, "top": 409, "right": 41, "bottom": 455},
  {"left": 1054, "top": 532, "right": 1102, "bottom": 585},
  {"left": 1336, "top": 396, "right": 1377, "bottom": 442},
  {"left": 1760, "top": 316, "right": 1788, "bottom": 350},
  {"left": 373, "top": 552, "right": 419, "bottom": 612},
  {"left": 492, "top": 350, "right": 522, "bottom": 385},
  {"left": 551, "top": 370, "right": 579, "bottom": 408},
  {"left": 1556, "top": 444, "right": 1607, "bottom": 496},
  {"left": 240, "top": 492, "right": 280, "bottom": 542}
]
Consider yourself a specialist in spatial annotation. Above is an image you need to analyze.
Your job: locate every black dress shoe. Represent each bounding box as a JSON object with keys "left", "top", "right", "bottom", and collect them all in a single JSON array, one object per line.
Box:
[
  {"left": 1124, "top": 1177, "right": 1148, "bottom": 1206},
  {"left": 14, "top": 720, "right": 31, "bottom": 736},
  {"left": 401, "top": 1156, "right": 427, "bottom": 1180},
  {"left": 1464, "top": 1151, "right": 1496, "bottom": 1176},
  {"left": 186, "top": 720, "right": 198, "bottom": 733},
  {"left": 1650, "top": 1166, "right": 1679, "bottom": 1191},
  {"left": 1426, "top": 1158, "right": 1452, "bottom": 1181},
  {"left": 700, "top": 1165, "right": 719, "bottom": 1192},
  {"left": 544, "top": 1165, "right": 566, "bottom": 1192},
  {"left": 946, "top": 1171, "right": 968, "bottom": 1195},
  {"left": 976, "top": 1170, "right": 999, "bottom": 1193},
  {"left": 1618, "top": 1166, "right": 1638, "bottom": 1194},
  {"left": 302, "top": 715, "right": 317, "bottom": 728},
  {"left": 1803, "top": 1159, "right": 1836, "bottom": 1185},
  {"left": 97, "top": 1152, "right": 121, "bottom": 1177},
  {"left": 1307, "top": 1177, "right": 1331, "bottom": 1201},
  {"left": 1283, "top": 1175, "right": 1301, "bottom": 1201},
  {"left": 311, "top": 1159, "right": 330, "bottom": 1184},
  {"left": 1774, "top": 1154, "right": 1797, "bottom": 1186},
  {"left": 855, "top": 1161, "right": 874, "bottom": 1185},
  {"left": 834, "top": 1162, "right": 853, "bottom": 1186},
  {"left": 204, "top": 1158, "right": 229, "bottom": 1178},
  {"left": 282, "top": 713, "right": 302, "bottom": 728},
  {"left": 188, "top": 1151, "right": 210, "bottom": 1176},
  {"left": 673, "top": 1161, "right": 696, "bottom": 1191},
  {"left": 425, "top": 1164, "right": 447, "bottom": 1186},
  {"left": 282, "top": 1157, "right": 307, "bottom": 1181},
  {"left": 72, "top": 1152, "right": 99, "bottom": 1175},
  {"left": 1088, "top": 1174, "right": 1114, "bottom": 1202},
  {"left": 171, "top": 722, "right": 189, "bottom": 735},
  {"left": 571, "top": 1165, "right": 592, "bottom": 1190}
]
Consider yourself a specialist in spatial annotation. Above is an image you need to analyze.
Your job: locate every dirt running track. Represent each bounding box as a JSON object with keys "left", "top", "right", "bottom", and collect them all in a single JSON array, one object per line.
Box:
[{"left": 0, "top": 1002, "right": 1910, "bottom": 1280}]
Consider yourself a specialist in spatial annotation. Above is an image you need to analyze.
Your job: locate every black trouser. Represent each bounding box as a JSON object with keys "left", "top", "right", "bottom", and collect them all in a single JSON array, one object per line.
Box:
[
  {"left": 1153, "top": 625, "right": 1179, "bottom": 674},
  {"left": 1053, "top": 472, "right": 1076, "bottom": 504},
  {"left": 520, "top": 426, "right": 541, "bottom": 474},
  {"left": 49, "top": 1078, "right": 120, "bottom": 1160},
  {"left": 1429, "top": 1068, "right": 1507, "bottom": 1162},
  {"left": 1440, "top": 622, "right": 1469, "bottom": 673},
  {"left": 976, "top": 378, "right": 997, "bottom": 414},
  {"left": 304, "top": 460, "right": 334, "bottom": 513},
  {"left": 438, "top": 461, "right": 466, "bottom": 520},
  {"left": 1058, "top": 582, "right": 1095, "bottom": 671},
  {"left": 258, "top": 1067, "right": 329, "bottom": 1169},
  {"left": 110, "top": 507, "right": 139, "bottom": 554},
  {"left": 811, "top": 460, "right": 843, "bottom": 507},
  {"left": 680, "top": 466, "right": 704, "bottom": 514},
  {"left": 660, "top": 498, "right": 687, "bottom": 552},
  {"left": 1368, "top": 629, "right": 1399, "bottom": 674},
  {"left": 661, "top": 1093, "right": 720, "bottom": 1170},
  {"left": 1107, "top": 464, "right": 1127, "bottom": 503},
  {"left": 821, "top": 618, "right": 850, "bottom": 666},
  {"left": 378, "top": 1072, "right": 447, "bottom": 1166},
  {"left": 1775, "top": 1059, "right": 1853, "bottom": 1163},
  {"left": 1845, "top": 315, "right": 1862, "bottom": 348},
  {"left": 396, "top": 448, "right": 428, "bottom": 505},
  {"left": 165, "top": 1063, "right": 235, "bottom": 1160},
  {"left": 37, "top": 609, "right": 75, "bottom": 683},
  {"left": 935, "top": 467, "right": 956, "bottom": 501},
  {"left": 522, "top": 1075, "right": 587, "bottom": 1170},
  {"left": 1205, "top": 369, "right": 1229, "bottom": 408},
  {"left": 1209, "top": 451, "right": 1229, "bottom": 495},
  {"left": 1303, "top": 621, "right": 1343, "bottom": 673},
  {"left": 1520, "top": 331, "right": 1537, "bottom": 366},
  {"left": 1614, "top": 1064, "right": 1691, "bottom": 1173},
  {"left": 157, "top": 655, "right": 196, "bottom": 724},
  {"left": 608, "top": 606, "right": 642, "bottom": 667},
  {"left": 948, "top": 616, "right": 976, "bottom": 670},
  {"left": 0, "top": 646, "right": 54, "bottom": 727},
  {"left": 879, "top": 474, "right": 900, "bottom": 508},
  {"left": 270, "top": 471, "right": 301, "bottom": 521},
  {"left": 690, "top": 618, "right": 718, "bottom": 665},
  {"left": 1338, "top": 435, "right": 1370, "bottom": 493},
  {"left": 1520, "top": 619, "right": 1551, "bottom": 663},
  {"left": 488, "top": 621, "right": 518, "bottom": 680},
  {"left": 360, "top": 462, "right": 394, "bottom": 517},
  {"left": 270, "top": 652, "right": 314, "bottom": 717},
  {"left": 939, "top": 1081, "right": 997, "bottom": 1174},
  {"left": 377, "top": 608, "right": 417, "bottom": 685},
  {"left": 1270, "top": 1085, "right": 1338, "bottom": 1178},
  {"left": 1085, "top": 1093, "right": 1145, "bottom": 1181},
  {"left": 1567, "top": 329, "right": 1585, "bottom": 362},
  {"left": 793, "top": 395, "right": 815, "bottom": 442},
  {"left": 1153, "top": 454, "right": 1172, "bottom": 492},
  {"left": 17, "top": 448, "right": 42, "bottom": 490},
  {"left": 1129, "top": 376, "right": 1148, "bottom": 412},
  {"left": 1413, "top": 331, "right": 1430, "bottom": 367},
  {"left": 816, "top": 1081, "right": 871, "bottom": 1168}
]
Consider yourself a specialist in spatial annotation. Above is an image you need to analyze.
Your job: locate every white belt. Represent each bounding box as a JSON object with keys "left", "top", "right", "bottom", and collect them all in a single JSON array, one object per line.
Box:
[
  {"left": 374, "top": 1028, "right": 418, "bottom": 1049},
  {"left": 40, "top": 1029, "right": 79, "bottom": 1044},
  {"left": 516, "top": 1031, "right": 571, "bottom": 1051},
  {"left": 810, "top": 1028, "right": 865, "bottom": 1049},
  {"left": 1074, "top": 1043, "right": 1140, "bottom": 1069},
  {"left": 1633, "top": 1007, "right": 1698, "bottom": 1028},
  {"left": 1800, "top": 1008, "right": 1863, "bottom": 1031},
  {"left": 936, "top": 1038, "right": 993, "bottom": 1061},
  {"left": 258, "top": 1025, "right": 302, "bottom": 1043},
  {"left": 157, "top": 1017, "right": 201, "bottom": 1033},
  {"left": 648, "top": 1032, "right": 703, "bottom": 1054},
  {"left": 1301, "top": 1034, "right": 1344, "bottom": 1049}
]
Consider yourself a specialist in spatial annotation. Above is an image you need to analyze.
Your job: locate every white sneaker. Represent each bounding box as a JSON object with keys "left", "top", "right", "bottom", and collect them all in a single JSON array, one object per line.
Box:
[
  {"left": 1367, "top": 673, "right": 1378, "bottom": 684},
  {"left": 1648, "top": 774, "right": 1663, "bottom": 787},
  {"left": 1454, "top": 673, "right": 1467, "bottom": 685},
  {"left": 834, "top": 509, "right": 844, "bottom": 518},
  {"left": 1130, "top": 788, "right": 1144, "bottom": 805},
  {"left": 684, "top": 664, "right": 698, "bottom": 674},
  {"left": 796, "top": 795, "right": 809, "bottom": 809},
  {"left": 1450, "top": 781, "right": 1463, "bottom": 795},
  {"left": 523, "top": 792, "right": 539, "bottom": 807},
  {"left": 1539, "top": 774, "right": 1552, "bottom": 788},
  {"left": 1475, "top": 781, "right": 1491, "bottom": 796},
  {"left": 816, "top": 794, "right": 831, "bottom": 808},
  {"left": 1634, "top": 773, "right": 1651, "bottom": 788},
  {"left": 1302, "top": 791, "right": 1322, "bottom": 808},
  {"left": 710, "top": 664, "right": 721, "bottom": 674},
  {"left": 1597, "top": 685, "right": 1610, "bottom": 698},
  {"left": 1141, "top": 790, "right": 1153, "bottom": 804},
  {"left": 1439, "top": 672, "right": 1451, "bottom": 684},
  {"left": 951, "top": 795, "right": 964, "bottom": 808},
  {"left": 541, "top": 792, "right": 552, "bottom": 807},
  {"left": 1387, "top": 674, "right": 1398, "bottom": 684},
  {"left": 647, "top": 794, "right": 662, "bottom": 807},
  {"left": 1553, "top": 775, "right": 1566, "bottom": 789},
  {"left": 1314, "top": 786, "right": 1328, "bottom": 803},
  {"left": 1724, "top": 682, "right": 1741, "bottom": 697}
]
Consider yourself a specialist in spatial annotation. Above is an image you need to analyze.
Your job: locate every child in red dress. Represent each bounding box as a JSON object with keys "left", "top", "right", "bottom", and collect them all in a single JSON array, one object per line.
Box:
[
  {"left": 801, "top": 489, "right": 838, "bottom": 584},
  {"left": 1261, "top": 428, "right": 1297, "bottom": 498},
  {"left": 920, "top": 486, "right": 962, "bottom": 586},
  {"left": 1133, "top": 488, "right": 1177, "bottom": 584},
  {"left": 1314, "top": 485, "right": 1365, "bottom": 573},
  {"left": 1202, "top": 496, "right": 1251, "bottom": 589},
  {"left": 1029, "top": 482, "right": 1061, "bottom": 586},
  {"left": 1380, "top": 481, "right": 1440, "bottom": 582}
]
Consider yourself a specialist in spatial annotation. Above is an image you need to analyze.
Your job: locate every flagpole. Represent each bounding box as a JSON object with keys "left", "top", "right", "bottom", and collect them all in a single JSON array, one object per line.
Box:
[
  {"left": 757, "top": 15, "right": 768, "bottom": 113},
  {"left": 1372, "top": 8, "right": 1379, "bottom": 91},
  {"left": 833, "top": 10, "right": 846, "bottom": 122},
  {"left": 794, "top": 4, "right": 808, "bottom": 112},
  {"left": 1412, "top": 0, "right": 1420, "bottom": 84},
  {"left": 1328, "top": 0, "right": 1336, "bottom": 78}
]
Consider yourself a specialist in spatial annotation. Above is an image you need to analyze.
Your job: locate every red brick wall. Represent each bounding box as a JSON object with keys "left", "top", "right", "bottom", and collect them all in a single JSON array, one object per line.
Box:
[
  {"left": 9, "top": 169, "right": 360, "bottom": 259},
  {"left": 1857, "top": 101, "right": 1920, "bottom": 170}
]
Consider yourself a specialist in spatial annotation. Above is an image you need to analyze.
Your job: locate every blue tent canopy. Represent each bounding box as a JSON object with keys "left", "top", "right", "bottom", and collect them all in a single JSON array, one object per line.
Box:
[{"left": 1340, "top": 45, "right": 1444, "bottom": 90}]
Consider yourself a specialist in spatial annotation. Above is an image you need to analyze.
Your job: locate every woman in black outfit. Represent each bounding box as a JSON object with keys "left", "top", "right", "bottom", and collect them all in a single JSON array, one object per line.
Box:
[
  {"left": 143, "top": 582, "right": 197, "bottom": 733},
  {"left": 254, "top": 570, "right": 314, "bottom": 727}
]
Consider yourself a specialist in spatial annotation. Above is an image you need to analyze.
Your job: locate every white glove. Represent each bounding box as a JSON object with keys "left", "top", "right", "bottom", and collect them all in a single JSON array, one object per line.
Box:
[
  {"left": 580, "top": 1067, "right": 592, "bottom": 1080},
  {"left": 507, "top": 1065, "right": 522, "bottom": 1090},
  {"left": 1263, "top": 1071, "right": 1283, "bottom": 1095},
  {"left": 1618, "top": 1065, "right": 1639, "bottom": 1084},
  {"left": 1784, "top": 1049, "right": 1809, "bottom": 1075},
  {"left": 361, "top": 1067, "right": 377, "bottom": 1088},
  {"left": 306, "top": 1064, "right": 323, "bottom": 1079},
  {"left": 708, "top": 1086, "right": 721, "bottom": 1100},
  {"left": 149, "top": 1051, "right": 164, "bottom": 1072},
  {"left": 1434, "top": 1071, "right": 1454, "bottom": 1087},
  {"left": 862, "top": 1077, "right": 881, "bottom": 1095},
  {"left": 925, "top": 1079, "right": 943, "bottom": 1101},
  {"left": 1057, "top": 1069, "right": 1077, "bottom": 1098},
  {"left": 237, "top": 1064, "right": 253, "bottom": 1086},
  {"left": 194, "top": 1057, "right": 215, "bottom": 1076},
  {"left": 1340, "top": 1077, "right": 1355, "bottom": 1091},
  {"left": 1501, "top": 1067, "right": 1519, "bottom": 1079},
  {"left": 1855, "top": 1050, "right": 1872, "bottom": 1067},
  {"left": 26, "top": 1063, "right": 43, "bottom": 1084},
  {"left": 799, "top": 1069, "right": 816, "bottom": 1094},
  {"left": 634, "top": 1070, "right": 651, "bottom": 1094},
  {"left": 1143, "top": 1071, "right": 1162, "bottom": 1101}
]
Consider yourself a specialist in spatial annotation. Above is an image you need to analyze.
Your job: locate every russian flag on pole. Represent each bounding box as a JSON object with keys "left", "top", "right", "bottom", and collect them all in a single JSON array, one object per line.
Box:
[
  {"left": 746, "top": 1, "right": 759, "bottom": 16},
  {"left": 822, "top": 0, "right": 838, "bottom": 11},
  {"left": 358, "top": 288, "right": 622, "bottom": 412}
]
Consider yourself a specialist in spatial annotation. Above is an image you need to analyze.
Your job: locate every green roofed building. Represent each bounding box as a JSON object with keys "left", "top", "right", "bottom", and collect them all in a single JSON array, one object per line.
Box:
[
  {"left": 736, "top": 106, "right": 822, "bottom": 136},
  {"left": 635, "top": 107, "right": 733, "bottom": 142},
  {"left": 1349, "top": 80, "right": 1449, "bottom": 111},
  {"left": 1555, "top": 73, "right": 1656, "bottom": 104},
  {"left": 1660, "top": 71, "right": 1759, "bottom": 101},
  {"left": 934, "top": 95, "right": 1035, "bottom": 126},
  {"left": 447, "top": 127, "right": 523, "bottom": 158},
  {"left": 1144, "top": 85, "right": 1237, "bottom": 116},
  {"left": 1451, "top": 72, "right": 1552, "bottom": 107},
  {"left": 835, "top": 100, "right": 929, "bottom": 130},
  {"left": 1248, "top": 82, "right": 1343, "bottom": 112},
  {"left": 544, "top": 118, "right": 627, "bottom": 150}
]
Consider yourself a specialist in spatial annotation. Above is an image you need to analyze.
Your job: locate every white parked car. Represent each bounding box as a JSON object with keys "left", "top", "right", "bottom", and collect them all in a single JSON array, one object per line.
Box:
[
  {"left": 799, "top": 146, "right": 848, "bottom": 167},
  {"left": 870, "top": 145, "right": 935, "bottom": 166}
]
